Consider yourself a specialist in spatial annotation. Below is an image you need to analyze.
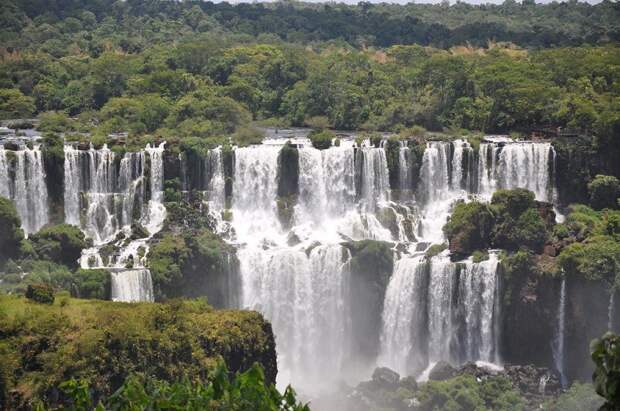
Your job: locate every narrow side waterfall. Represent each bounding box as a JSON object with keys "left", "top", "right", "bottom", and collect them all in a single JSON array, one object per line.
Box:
[
  {"left": 110, "top": 268, "right": 154, "bottom": 302},
  {"left": 608, "top": 291, "right": 615, "bottom": 332},
  {"left": 0, "top": 146, "right": 49, "bottom": 234},
  {"left": 553, "top": 277, "right": 567, "bottom": 388},
  {"left": 205, "top": 148, "right": 226, "bottom": 212},
  {"left": 378, "top": 253, "right": 500, "bottom": 377},
  {"left": 416, "top": 141, "right": 470, "bottom": 243},
  {"left": 477, "top": 141, "right": 555, "bottom": 202},
  {"left": 357, "top": 147, "right": 390, "bottom": 212},
  {"left": 65, "top": 143, "right": 166, "bottom": 302},
  {"left": 378, "top": 255, "right": 429, "bottom": 375}
]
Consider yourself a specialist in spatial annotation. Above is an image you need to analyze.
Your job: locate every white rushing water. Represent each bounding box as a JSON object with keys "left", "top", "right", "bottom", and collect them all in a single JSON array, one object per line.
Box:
[
  {"left": 110, "top": 268, "right": 154, "bottom": 302},
  {"left": 0, "top": 146, "right": 49, "bottom": 234},
  {"left": 478, "top": 141, "right": 556, "bottom": 202},
  {"left": 378, "top": 252, "right": 500, "bottom": 377},
  {"left": 1, "top": 135, "right": 561, "bottom": 389},
  {"left": 553, "top": 277, "right": 567, "bottom": 388},
  {"left": 63, "top": 143, "right": 166, "bottom": 301}
]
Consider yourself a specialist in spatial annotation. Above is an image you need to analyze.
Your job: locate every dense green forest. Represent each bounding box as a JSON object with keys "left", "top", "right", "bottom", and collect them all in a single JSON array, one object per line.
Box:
[{"left": 0, "top": 0, "right": 619, "bottom": 145}]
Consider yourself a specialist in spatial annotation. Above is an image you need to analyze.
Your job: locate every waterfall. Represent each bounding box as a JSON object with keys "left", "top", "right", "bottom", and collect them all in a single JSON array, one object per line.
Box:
[
  {"left": 205, "top": 148, "right": 226, "bottom": 212},
  {"left": 378, "top": 253, "right": 500, "bottom": 377},
  {"left": 232, "top": 145, "right": 281, "bottom": 244},
  {"left": 416, "top": 141, "right": 470, "bottom": 243},
  {"left": 65, "top": 143, "right": 165, "bottom": 301},
  {"left": 378, "top": 255, "right": 429, "bottom": 376},
  {"left": 553, "top": 277, "right": 567, "bottom": 388},
  {"left": 0, "top": 146, "right": 49, "bottom": 234},
  {"left": 608, "top": 291, "right": 615, "bottom": 331},
  {"left": 477, "top": 141, "right": 555, "bottom": 202},
  {"left": 357, "top": 147, "right": 390, "bottom": 212},
  {"left": 239, "top": 244, "right": 350, "bottom": 392},
  {"left": 110, "top": 268, "right": 154, "bottom": 302}
]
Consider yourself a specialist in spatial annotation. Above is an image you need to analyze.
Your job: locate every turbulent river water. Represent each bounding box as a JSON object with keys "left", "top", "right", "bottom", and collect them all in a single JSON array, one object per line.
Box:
[{"left": 0, "top": 134, "right": 559, "bottom": 394}]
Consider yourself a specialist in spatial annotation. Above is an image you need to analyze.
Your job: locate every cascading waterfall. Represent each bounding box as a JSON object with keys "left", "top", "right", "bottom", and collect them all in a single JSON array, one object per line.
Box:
[
  {"left": 477, "top": 141, "right": 555, "bottom": 202},
  {"left": 378, "top": 253, "right": 501, "bottom": 377},
  {"left": 110, "top": 268, "right": 154, "bottom": 302},
  {"left": 1, "top": 132, "right": 563, "bottom": 389},
  {"left": 64, "top": 143, "right": 166, "bottom": 302},
  {"left": 0, "top": 146, "right": 49, "bottom": 234},
  {"left": 553, "top": 277, "right": 567, "bottom": 388},
  {"left": 357, "top": 147, "right": 390, "bottom": 212},
  {"left": 608, "top": 292, "right": 615, "bottom": 332},
  {"left": 416, "top": 141, "right": 470, "bottom": 243}
]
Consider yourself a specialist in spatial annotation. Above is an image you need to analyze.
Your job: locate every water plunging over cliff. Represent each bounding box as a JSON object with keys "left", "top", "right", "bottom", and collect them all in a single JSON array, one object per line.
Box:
[
  {"left": 110, "top": 268, "right": 154, "bottom": 302},
  {"left": 0, "top": 146, "right": 49, "bottom": 234},
  {"left": 63, "top": 143, "right": 166, "bottom": 301},
  {"left": 379, "top": 253, "right": 500, "bottom": 377},
  {"left": 478, "top": 141, "right": 556, "bottom": 202},
  {"left": 553, "top": 277, "right": 567, "bottom": 388}
]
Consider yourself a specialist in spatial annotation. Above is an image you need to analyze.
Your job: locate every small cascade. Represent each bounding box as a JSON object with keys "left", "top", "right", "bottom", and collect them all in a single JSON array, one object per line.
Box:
[
  {"left": 0, "top": 146, "right": 49, "bottom": 234},
  {"left": 398, "top": 143, "right": 412, "bottom": 192},
  {"left": 416, "top": 141, "right": 469, "bottom": 243},
  {"left": 357, "top": 147, "right": 390, "bottom": 212},
  {"left": 553, "top": 277, "right": 567, "bottom": 388},
  {"left": 110, "top": 268, "right": 154, "bottom": 302},
  {"left": 477, "top": 141, "right": 555, "bottom": 202},
  {"left": 66, "top": 143, "right": 166, "bottom": 270},
  {"left": 378, "top": 253, "right": 501, "bottom": 377},
  {"left": 205, "top": 148, "right": 226, "bottom": 213}
]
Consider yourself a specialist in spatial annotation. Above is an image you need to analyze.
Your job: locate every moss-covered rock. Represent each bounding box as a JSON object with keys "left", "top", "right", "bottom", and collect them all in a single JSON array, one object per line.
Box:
[
  {"left": 0, "top": 295, "right": 277, "bottom": 409},
  {"left": 41, "top": 133, "right": 65, "bottom": 223},
  {"left": 0, "top": 197, "right": 24, "bottom": 265},
  {"left": 343, "top": 240, "right": 394, "bottom": 365},
  {"left": 29, "top": 224, "right": 87, "bottom": 269},
  {"left": 443, "top": 200, "right": 495, "bottom": 258},
  {"left": 308, "top": 129, "right": 334, "bottom": 150},
  {"left": 277, "top": 142, "right": 299, "bottom": 198}
]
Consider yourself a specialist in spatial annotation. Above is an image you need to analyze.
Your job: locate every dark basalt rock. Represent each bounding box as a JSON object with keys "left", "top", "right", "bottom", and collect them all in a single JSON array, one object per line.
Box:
[
  {"left": 428, "top": 361, "right": 456, "bottom": 381},
  {"left": 371, "top": 367, "right": 400, "bottom": 389}
]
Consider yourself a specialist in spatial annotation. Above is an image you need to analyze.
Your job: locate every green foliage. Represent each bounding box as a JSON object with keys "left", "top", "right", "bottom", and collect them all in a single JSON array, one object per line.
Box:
[
  {"left": 308, "top": 129, "right": 335, "bottom": 150},
  {"left": 444, "top": 201, "right": 495, "bottom": 257},
  {"left": 426, "top": 243, "right": 447, "bottom": 258},
  {"left": 0, "top": 197, "right": 24, "bottom": 264},
  {"left": 38, "top": 111, "right": 75, "bottom": 132},
  {"left": 61, "top": 361, "right": 308, "bottom": 411},
  {"left": 0, "top": 294, "right": 277, "bottom": 409},
  {"left": 543, "top": 383, "right": 604, "bottom": 411},
  {"left": 148, "top": 234, "right": 190, "bottom": 297},
  {"left": 588, "top": 175, "right": 620, "bottom": 210},
  {"left": 25, "top": 283, "right": 55, "bottom": 304},
  {"left": 417, "top": 374, "right": 525, "bottom": 411},
  {"left": 347, "top": 240, "right": 394, "bottom": 279},
  {"left": 232, "top": 126, "right": 264, "bottom": 147},
  {"left": 29, "top": 224, "right": 86, "bottom": 268},
  {"left": 558, "top": 205, "right": 620, "bottom": 286},
  {"left": 0, "top": 88, "right": 35, "bottom": 119},
  {"left": 72, "top": 269, "right": 110, "bottom": 300},
  {"left": 491, "top": 189, "right": 548, "bottom": 253},
  {"left": 591, "top": 333, "right": 620, "bottom": 409}
]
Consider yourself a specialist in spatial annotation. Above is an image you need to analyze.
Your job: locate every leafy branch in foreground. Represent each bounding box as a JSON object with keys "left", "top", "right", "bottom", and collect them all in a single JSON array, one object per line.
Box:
[{"left": 56, "top": 360, "right": 309, "bottom": 411}]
